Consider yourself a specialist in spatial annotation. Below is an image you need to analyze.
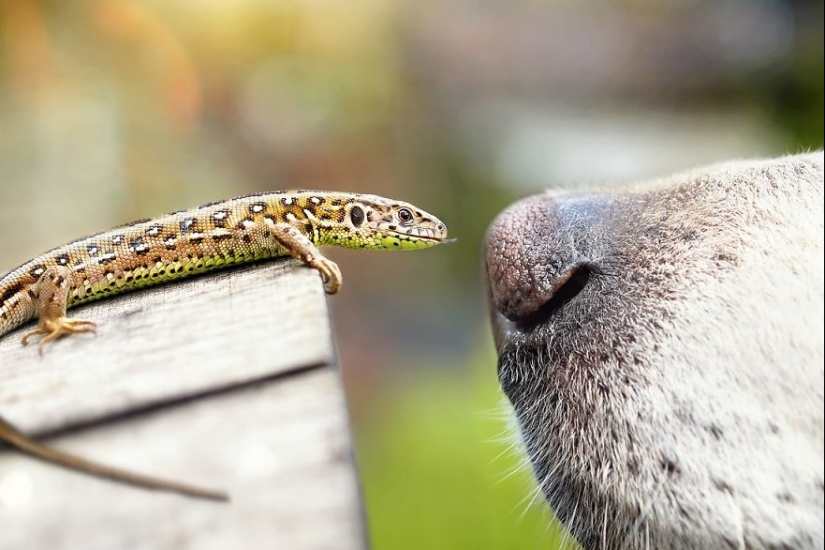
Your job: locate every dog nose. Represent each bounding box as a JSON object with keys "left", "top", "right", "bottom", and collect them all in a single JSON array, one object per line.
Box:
[{"left": 485, "top": 194, "right": 599, "bottom": 325}]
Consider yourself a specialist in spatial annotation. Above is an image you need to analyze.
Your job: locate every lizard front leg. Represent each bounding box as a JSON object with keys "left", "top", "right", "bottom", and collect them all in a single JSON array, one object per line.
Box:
[
  {"left": 268, "top": 224, "right": 343, "bottom": 294},
  {"left": 21, "top": 266, "right": 96, "bottom": 351}
]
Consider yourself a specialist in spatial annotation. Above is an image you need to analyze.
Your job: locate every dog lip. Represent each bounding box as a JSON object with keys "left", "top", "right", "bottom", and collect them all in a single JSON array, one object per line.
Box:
[{"left": 491, "top": 309, "right": 518, "bottom": 351}]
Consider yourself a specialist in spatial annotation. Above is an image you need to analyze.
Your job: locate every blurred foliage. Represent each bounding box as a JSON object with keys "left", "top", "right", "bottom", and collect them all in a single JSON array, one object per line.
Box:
[
  {"left": 768, "top": 35, "right": 825, "bottom": 149},
  {"left": 0, "top": 0, "right": 822, "bottom": 548},
  {"left": 358, "top": 338, "right": 578, "bottom": 549}
]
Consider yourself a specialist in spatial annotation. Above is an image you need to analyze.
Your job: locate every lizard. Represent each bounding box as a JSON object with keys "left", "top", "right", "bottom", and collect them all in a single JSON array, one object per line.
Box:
[{"left": 0, "top": 190, "right": 450, "bottom": 501}]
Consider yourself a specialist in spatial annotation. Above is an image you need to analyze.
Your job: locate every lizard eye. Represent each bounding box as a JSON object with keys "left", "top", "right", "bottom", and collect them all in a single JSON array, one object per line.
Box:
[
  {"left": 350, "top": 206, "right": 365, "bottom": 227},
  {"left": 397, "top": 208, "right": 413, "bottom": 223}
]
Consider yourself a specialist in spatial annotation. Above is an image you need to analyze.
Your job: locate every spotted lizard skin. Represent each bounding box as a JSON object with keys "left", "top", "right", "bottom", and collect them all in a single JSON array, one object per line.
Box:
[{"left": 0, "top": 190, "right": 449, "bottom": 341}]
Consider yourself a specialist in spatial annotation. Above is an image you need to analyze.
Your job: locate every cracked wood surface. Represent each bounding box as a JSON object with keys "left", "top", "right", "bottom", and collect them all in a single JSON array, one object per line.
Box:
[{"left": 0, "top": 259, "right": 366, "bottom": 550}]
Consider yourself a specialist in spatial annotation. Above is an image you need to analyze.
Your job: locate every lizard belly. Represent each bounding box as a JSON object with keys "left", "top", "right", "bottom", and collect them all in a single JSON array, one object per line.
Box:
[{"left": 69, "top": 246, "right": 280, "bottom": 307}]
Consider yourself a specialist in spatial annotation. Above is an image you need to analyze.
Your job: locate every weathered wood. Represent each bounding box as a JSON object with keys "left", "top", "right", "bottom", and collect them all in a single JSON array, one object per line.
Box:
[
  {"left": 0, "top": 260, "right": 332, "bottom": 432},
  {"left": 0, "top": 259, "right": 366, "bottom": 550}
]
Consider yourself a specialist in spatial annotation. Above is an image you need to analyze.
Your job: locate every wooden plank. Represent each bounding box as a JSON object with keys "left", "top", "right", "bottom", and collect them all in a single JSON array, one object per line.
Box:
[
  {"left": 0, "top": 368, "right": 366, "bottom": 550},
  {"left": 0, "top": 259, "right": 333, "bottom": 433},
  {"left": 0, "top": 260, "right": 366, "bottom": 549}
]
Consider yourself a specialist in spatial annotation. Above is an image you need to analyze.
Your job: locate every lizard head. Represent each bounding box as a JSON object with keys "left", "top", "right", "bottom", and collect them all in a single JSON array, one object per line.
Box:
[{"left": 320, "top": 194, "right": 451, "bottom": 250}]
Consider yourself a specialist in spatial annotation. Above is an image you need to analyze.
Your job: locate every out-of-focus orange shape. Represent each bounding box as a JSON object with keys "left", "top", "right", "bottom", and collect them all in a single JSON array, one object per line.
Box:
[
  {"left": 94, "top": 0, "right": 202, "bottom": 131},
  {"left": 1, "top": 0, "right": 58, "bottom": 101}
]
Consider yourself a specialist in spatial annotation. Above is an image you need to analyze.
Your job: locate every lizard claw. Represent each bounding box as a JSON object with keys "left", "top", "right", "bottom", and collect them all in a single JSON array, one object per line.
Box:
[
  {"left": 314, "top": 258, "right": 342, "bottom": 294},
  {"left": 22, "top": 317, "right": 97, "bottom": 354}
]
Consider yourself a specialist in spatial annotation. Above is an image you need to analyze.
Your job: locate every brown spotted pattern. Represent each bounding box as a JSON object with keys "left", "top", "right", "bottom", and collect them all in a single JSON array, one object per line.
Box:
[{"left": 0, "top": 191, "right": 449, "bottom": 338}]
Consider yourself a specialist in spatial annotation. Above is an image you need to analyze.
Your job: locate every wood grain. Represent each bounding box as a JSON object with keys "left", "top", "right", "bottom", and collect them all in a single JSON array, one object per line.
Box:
[
  {"left": 0, "top": 259, "right": 366, "bottom": 550},
  {"left": 0, "top": 259, "right": 332, "bottom": 433}
]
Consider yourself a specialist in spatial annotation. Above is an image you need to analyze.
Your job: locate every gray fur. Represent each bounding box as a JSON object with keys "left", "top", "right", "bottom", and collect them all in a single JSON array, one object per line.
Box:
[{"left": 485, "top": 152, "right": 824, "bottom": 549}]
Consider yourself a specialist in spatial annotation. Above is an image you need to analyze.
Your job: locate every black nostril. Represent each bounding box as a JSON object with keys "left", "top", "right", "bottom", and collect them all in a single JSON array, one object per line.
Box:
[{"left": 515, "top": 264, "right": 592, "bottom": 329}]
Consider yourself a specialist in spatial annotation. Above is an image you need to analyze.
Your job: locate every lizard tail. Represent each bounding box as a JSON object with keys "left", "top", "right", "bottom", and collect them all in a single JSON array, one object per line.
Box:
[{"left": 0, "top": 415, "right": 229, "bottom": 502}]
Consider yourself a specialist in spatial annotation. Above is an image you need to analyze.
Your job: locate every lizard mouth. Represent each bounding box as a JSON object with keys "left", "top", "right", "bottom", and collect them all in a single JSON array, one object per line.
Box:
[
  {"left": 414, "top": 234, "right": 454, "bottom": 244},
  {"left": 386, "top": 229, "right": 452, "bottom": 244}
]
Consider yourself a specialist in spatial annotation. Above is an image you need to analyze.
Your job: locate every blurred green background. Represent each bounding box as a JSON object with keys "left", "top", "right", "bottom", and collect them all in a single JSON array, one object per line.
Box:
[{"left": 0, "top": 1, "right": 822, "bottom": 548}]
